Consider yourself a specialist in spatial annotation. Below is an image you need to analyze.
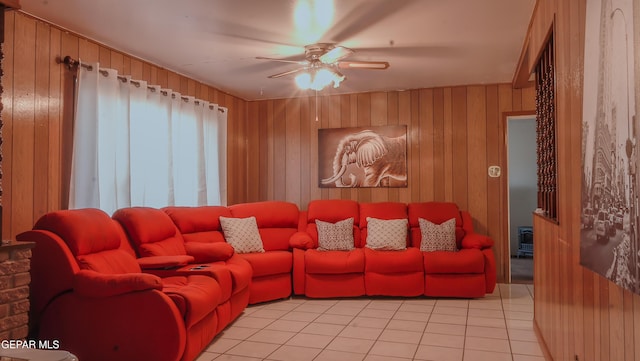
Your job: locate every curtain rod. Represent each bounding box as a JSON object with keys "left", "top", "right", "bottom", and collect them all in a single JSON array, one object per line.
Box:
[{"left": 60, "top": 56, "right": 226, "bottom": 113}]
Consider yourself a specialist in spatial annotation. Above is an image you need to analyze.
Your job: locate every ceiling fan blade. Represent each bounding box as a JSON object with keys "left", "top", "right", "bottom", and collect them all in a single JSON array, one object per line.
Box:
[
  {"left": 267, "top": 68, "right": 306, "bottom": 78},
  {"left": 256, "top": 56, "right": 309, "bottom": 65},
  {"left": 320, "top": 46, "right": 354, "bottom": 64},
  {"left": 337, "top": 61, "right": 390, "bottom": 70}
]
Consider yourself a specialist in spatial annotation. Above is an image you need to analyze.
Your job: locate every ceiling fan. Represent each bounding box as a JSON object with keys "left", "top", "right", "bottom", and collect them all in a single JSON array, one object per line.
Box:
[{"left": 256, "top": 43, "right": 390, "bottom": 91}]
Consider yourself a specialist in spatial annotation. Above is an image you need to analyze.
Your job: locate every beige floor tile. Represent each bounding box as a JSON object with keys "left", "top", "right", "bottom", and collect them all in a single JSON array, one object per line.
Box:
[
  {"left": 294, "top": 303, "right": 334, "bottom": 313},
  {"left": 414, "top": 345, "right": 463, "bottom": 361},
  {"left": 336, "top": 299, "right": 371, "bottom": 309},
  {"left": 465, "top": 325, "right": 509, "bottom": 340},
  {"left": 264, "top": 319, "right": 309, "bottom": 332},
  {"left": 502, "top": 303, "right": 534, "bottom": 313},
  {"left": 366, "top": 301, "right": 402, "bottom": 311},
  {"left": 420, "top": 332, "right": 465, "bottom": 349},
  {"left": 263, "top": 301, "right": 302, "bottom": 311},
  {"left": 378, "top": 329, "right": 423, "bottom": 344},
  {"left": 206, "top": 338, "right": 241, "bottom": 353},
  {"left": 398, "top": 303, "right": 433, "bottom": 313},
  {"left": 403, "top": 299, "right": 437, "bottom": 307},
  {"left": 435, "top": 299, "right": 469, "bottom": 308},
  {"left": 326, "top": 305, "right": 364, "bottom": 316},
  {"left": 225, "top": 340, "right": 281, "bottom": 358},
  {"left": 300, "top": 322, "right": 346, "bottom": 336},
  {"left": 315, "top": 313, "right": 355, "bottom": 325},
  {"left": 385, "top": 319, "right": 427, "bottom": 332},
  {"left": 428, "top": 314, "right": 467, "bottom": 325},
  {"left": 508, "top": 329, "right": 538, "bottom": 342},
  {"left": 231, "top": 316, "right": 275, "bottom": 329},
  {"left": 467, "top": 308, "right": 504, "bottom": 319},
  {"left": 466, "top": 316, "right": 507, "bottom": 328},
  {"left": 368, "top": 340, "right": 418, "bottom": 359},
  {"left": 350, "top": 316, "right": 391, "bottom": 328},
  {"left": 424, "top": 322, "right": 466, "bottom": 336},
  {"left": 506, "top": 319, "right": 535, "bottom": 330},
  {"left": 249, "top": 308, "right": 290, "bottom": 319},
  {"left": 246, "top": 329, "right": 296, "bottom": 344},
  {"left": 432, "top": 305, "right": 468, "bottom": 316},
  {"left": 468, "top": 299, "right": 503, "bottom": 310},
  {"left": 217, "top": 326, "right": 260, "bottom": 340},
  {"left": 510, "top": 340, "right": 544, "bottom": 356},
  {"left": 326, "top": 336, "right": 375, "bottom": 354},
  {"left": 463, "top": 349, "right": 512, "bottom": 361},
  {"left": 279, "top": 311, "right": 321, "bottom": 322},
  {"left": 363, "top": 355, "right": 413, "bottom": 361},
  {"left": 358, "top": 308, "right": 396, "bottom": 319},
  {"left": 465, "top": 336, "right": 511, "bottom": 353},
  {"left": 314, "top": 349, "right": 366, "bottom": 361},
  {"left": 339, "top": 325, "right": 385, "bottom": 340},
  {"left": 193, "top": 351, "right": 219, "bottom": 361},
  {"left": 285, "top": 332, "right": 334, "bottom": 348},
  {"left": 265, "top": 345, "right": 322, "bottom": 361},
  {"left": 393, "top": 311, "right": 431, "bottom": 322},
  {"left": 213, "top": 355, "right": 263, "bottom": 361},
  {"left": 505, "top": 310, "right": 534, "bottom": 321},
  {"left": 512, "top": 355, "right": 546, "bottom": 361}
]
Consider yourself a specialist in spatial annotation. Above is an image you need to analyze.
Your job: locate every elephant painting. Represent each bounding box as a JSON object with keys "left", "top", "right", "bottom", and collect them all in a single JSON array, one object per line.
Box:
[{"left": 319, "top": 126, "right": 408, "bottom": 188}]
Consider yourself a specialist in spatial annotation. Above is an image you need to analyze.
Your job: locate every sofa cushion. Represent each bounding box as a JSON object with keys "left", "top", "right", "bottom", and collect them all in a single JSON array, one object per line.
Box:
[
  {"left": 33, "top": 208, "right": 123, "bottom": 256},
  {"left": 307, "top": 200, "right": 360, "bottom": 225},
  {"left": 423, "top": 248, "right": 485, "bottom": 274},
  {"left": 163, "top": 206, "right": 230, "bottom": 244},
  {"left": 76, "top": 249, "right": 143, "bottom": 274},
  {"left": 305, "top": 249, "right": 365, "bottom": 274},
  {"left": 364, "top": 247, "right": 423, "bottom": 273},
  {"left": 316, "top": 218, "right": 355, "bottom": 251},
  {"left": 184, "top": 242, "right": 235, "bottom": 263},
  {"left": 365, "top": 217, "right": 408, "bottom": 251},
  {"left": 419, "top": 218, "right": 458, "bottom": 252},
  {"left": 230, "top": 201, "right": 300, "bottom": 251},
  {"left": 113, "top": 207, "right": 188, "bottom": 257},
  {"left": 219, "top": 216, "right": 265, "bottom": 254},
  {"left": 73, "top": 270, "right": 162, "bottom": 298},
  {"left": 162, "top": 275, "right": 222, "bottom": 328},
  {"left": 238, "top": 251, "right": 292, "bottom": 277}
]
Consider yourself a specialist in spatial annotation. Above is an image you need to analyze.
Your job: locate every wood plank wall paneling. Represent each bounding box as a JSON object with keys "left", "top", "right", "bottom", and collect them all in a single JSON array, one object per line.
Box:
[
  {"left": 3, "top": 11, "right": 248, "bottom": 239},
  {"left": 246, "top": 84, "right": 534, "bottom": 283},
  {"left": 527, "top": 0, "right": 640, "bottom": 360}
]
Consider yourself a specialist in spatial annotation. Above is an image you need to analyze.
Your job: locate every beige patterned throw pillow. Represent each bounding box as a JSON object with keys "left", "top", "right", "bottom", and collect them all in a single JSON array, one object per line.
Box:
[
  {"left": 316, "top": 218, "right": 355, "bottom": 251},
  {"left": 419, "top": 217, "right": 458, "bottom": 252},
  {"left": 219, "top": 216, "right": 265, "bottom": 254},
  {"left": 365, "top": 217, "right": 408, "bottom": 250}
]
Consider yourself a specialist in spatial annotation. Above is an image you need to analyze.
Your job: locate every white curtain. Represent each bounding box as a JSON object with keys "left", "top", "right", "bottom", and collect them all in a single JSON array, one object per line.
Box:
[{"left": 69, "top": 62, "right": 227, "bottom": 215}]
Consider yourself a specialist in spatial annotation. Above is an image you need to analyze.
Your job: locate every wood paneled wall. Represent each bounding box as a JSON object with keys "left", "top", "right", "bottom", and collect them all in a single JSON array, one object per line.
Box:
[
  {"left": 246, "top": 86, "right": 535, "bottom": 283},
  {"left": 2, "top": 11, "right": 247, "bottom": 240},
  {"left": 527, "top": 1, "right": 640, "bottom": 361}
]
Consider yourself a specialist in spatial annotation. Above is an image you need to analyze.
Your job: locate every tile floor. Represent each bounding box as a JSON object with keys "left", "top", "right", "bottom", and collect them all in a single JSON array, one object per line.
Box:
[{"left": 195, "top": 283, "right": 543, "bottom": 361}]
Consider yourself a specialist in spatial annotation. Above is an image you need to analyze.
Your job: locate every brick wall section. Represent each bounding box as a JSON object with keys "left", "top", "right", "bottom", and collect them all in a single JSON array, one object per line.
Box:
[{"left": 0, "top": 242, "right": 34, "bottom": 341}]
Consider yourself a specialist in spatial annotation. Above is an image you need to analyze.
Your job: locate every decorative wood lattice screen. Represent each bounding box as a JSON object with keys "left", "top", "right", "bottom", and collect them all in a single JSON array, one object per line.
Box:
[{"left": 535, "top": 33, "right": 557, "bottom": 220}]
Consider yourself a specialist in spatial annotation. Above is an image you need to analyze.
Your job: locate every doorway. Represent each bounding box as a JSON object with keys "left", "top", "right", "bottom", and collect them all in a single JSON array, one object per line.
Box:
[{"left": 506, "top": 115, "right": 537, "bottom": 283}]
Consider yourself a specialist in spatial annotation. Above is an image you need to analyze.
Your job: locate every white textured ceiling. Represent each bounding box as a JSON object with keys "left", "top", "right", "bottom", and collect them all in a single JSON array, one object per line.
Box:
[{"left": 20, "top": 0, "right": 536, "bottom": 101}]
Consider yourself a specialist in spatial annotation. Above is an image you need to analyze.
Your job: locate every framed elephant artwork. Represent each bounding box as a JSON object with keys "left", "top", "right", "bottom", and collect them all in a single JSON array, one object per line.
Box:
[{"left": 318, "top": 125, "right": 408, "bottom": 188}]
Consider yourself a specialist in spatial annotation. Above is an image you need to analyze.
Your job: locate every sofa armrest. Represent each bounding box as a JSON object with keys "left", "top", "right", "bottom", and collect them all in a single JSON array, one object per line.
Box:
[
  {"left": 289, "top": 231, "right": 315, "bottom": 249},
  {"left": 73, "top": 270, "right": 162, "bottom": 298},
  {"left": 461, "top": 233, "right": 494, "bottom": 250},
  {"left": 184, "top": 242, "right": 235, "bottom": 263},
  {"left": 137, "top": 255, "right": 195, "bottom": 269}
]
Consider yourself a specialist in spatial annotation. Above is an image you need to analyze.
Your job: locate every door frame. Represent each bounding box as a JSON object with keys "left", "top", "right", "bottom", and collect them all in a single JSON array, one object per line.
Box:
[{"left": 501, "top": 111, "right": 537, "bottom": 283}]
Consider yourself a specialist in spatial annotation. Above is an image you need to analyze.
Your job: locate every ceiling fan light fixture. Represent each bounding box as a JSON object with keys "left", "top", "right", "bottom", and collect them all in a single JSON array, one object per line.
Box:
[{"left": 294, "top": 67, "right": 345, "bottom": 91}]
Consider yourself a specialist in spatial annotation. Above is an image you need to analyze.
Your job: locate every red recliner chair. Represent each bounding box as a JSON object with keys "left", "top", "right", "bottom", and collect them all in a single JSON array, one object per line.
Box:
[
  {"left": 112, "top": 206, "right": 252, "bottom": 327},
  {"left": 17, "top": 208, "right": 223, "bottom": 361}
]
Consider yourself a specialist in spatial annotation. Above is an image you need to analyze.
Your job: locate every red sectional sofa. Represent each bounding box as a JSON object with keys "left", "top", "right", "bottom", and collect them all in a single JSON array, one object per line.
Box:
[
  {"left": 17, "top": 200, "right": 497, "bottom": 361},
  {"left": 291, "top": 200, "right": 496, "bottom": 298}
]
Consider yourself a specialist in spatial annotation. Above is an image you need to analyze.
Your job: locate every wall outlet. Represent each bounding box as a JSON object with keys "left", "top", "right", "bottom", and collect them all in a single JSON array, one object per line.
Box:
[{"left": 488, "top": 165, "right": 501, "bottom": 177}]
